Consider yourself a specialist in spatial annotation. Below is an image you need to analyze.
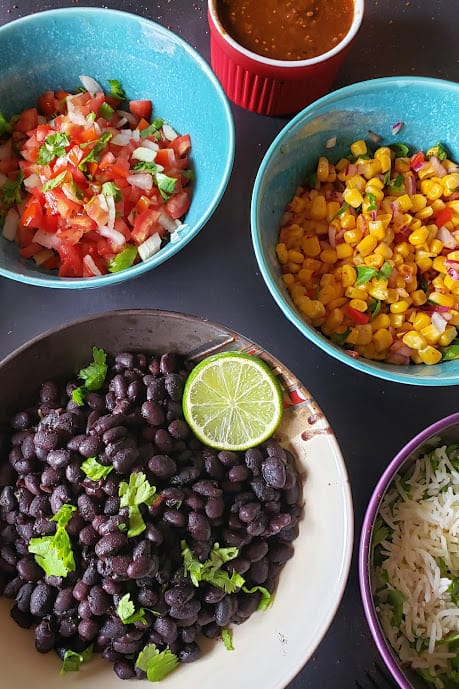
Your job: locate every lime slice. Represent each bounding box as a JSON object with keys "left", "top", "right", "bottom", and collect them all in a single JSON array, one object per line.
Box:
[{"left": 182, "top": 351, "right": 283, "bottom": 452}]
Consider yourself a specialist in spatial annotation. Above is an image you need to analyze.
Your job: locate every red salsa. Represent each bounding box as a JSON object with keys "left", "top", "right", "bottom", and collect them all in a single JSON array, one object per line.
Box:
[{"left": 217, "top": 0, "right": 354, "bottom": 61}]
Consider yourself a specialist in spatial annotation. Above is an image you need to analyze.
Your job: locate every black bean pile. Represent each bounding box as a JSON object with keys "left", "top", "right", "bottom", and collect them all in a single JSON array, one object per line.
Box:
[{"left": 0, "top": 350, "right": 302, "bottom": 680}]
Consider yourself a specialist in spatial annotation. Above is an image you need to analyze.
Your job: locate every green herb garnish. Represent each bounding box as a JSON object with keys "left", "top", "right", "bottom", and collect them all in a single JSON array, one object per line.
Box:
[
  {"left": 117, "top": 593, "right": 148, "bottom": 625},
  {"left": 390, "top": 143, "right": 410, "bottom": 158},
  {"left": 60, "top": 645, "right": 93, "bottom": 674},
  {"left": 108, "top": 79, "right": 126, "bottom": 100},
  {"left": 182, "top": 541, "right": 245, "bottom": 593},
  {"left": 37, "top": 132, "right": 70, "bottom": 165},
  {"left": 71, "top": 347, "right": 108, "bottom": 406},
  {"left": 332, "top": 201, "right": 350, "bottom": 220},
  {"left": 119, "top": 472, "right": 156, "bottom": 537},
  {"left": 131, "top": 161, "right": 159, "bottom": 175},
  {"left": 222, "top": 628, "right": 234, "bottom": 651},
  {"left": 366, "top": 192, "right": 377, "bottom": 211},
  {"left": 426, "top": 143, "right": 448, "bottom": 161},
  {"left": 79, "top": 132, "right": 112, "bottom": 170},
  {"left": 140, "top": 118, "right": 164, "bottom": 139},
  {"left": 81, "top": 456, "right": 113, "bottom": 480},
  {"left": 155, "top": 172, "right": 177, "bottom": 200},
  {"left": 1, "top": 170, "right": 24, "bottom": 205},
  {"left": 102, "top": 181, "right": 122, "bottom": 201},
  {"left": 28, "top": 504, "right": 76, "bottom": 577},
  {"left": 42, "top": 170, "right": 67, "bottom": 192},
  {"left": 135, "top": 644, "right": 179, "bottom": 682},
  {"left": 99, "top": 101, "right": 114, "bottom": 121},
  {"left": 387, "top": 588, "right": 406, "bottom": 626},
  {"left": 107, "top": 244, "right": 138, "bottom": 273},
  {"left": 241, "top": 585, "right": 272, "bottom": 611}
]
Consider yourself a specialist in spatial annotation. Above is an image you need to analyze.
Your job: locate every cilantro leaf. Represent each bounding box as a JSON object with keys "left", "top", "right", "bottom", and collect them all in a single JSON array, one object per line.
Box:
[
  {"left": 60, "top": 645, "right": 93, "bottom": 674},
  {"left": 387, "top": 174, "right": 404, "bottom": 190},
  {"left": 389, "top": 143, "right": 410, "bottom": 158},
  {"left": 181, "top": 541, "right": 244, "bottom": 593},
  {"left": 37, "top": 132, "right": 70, "bottom": 165},
  {"left": 0, "top": 111, "right": 12, "bottom": 136},
  {"left": 136, "top": 644, "right": 179, "bottom": 682},
  {"left": 117, "top": 593, "right": 148, "bottom": 625},
  {"left": 242, "top": 585, "right": 272, "bottom": 611},
  {"left": 132, "top": 161, "right": 159, "bottom": 175},
  {"left": 366, "top": 192, "right": 377, "bottom": 211},
  {"left": 426, "top": 143, "right": 448, "bottom": 161},
  {"left": 330, "top": 328, "right": 351, "bottom": 345},
  {"left": 71, "top": 386, "right": 86, "bottom": 406},
  {"left": 28, "top": 504, "right": 76, "bottom": 577},
  {"left": 102, "top": 181, "right": 122, "bottom": 201},
  {"left": 140, "top": 118, "right": 165, "bottom": 139},
  {"left": 99, "top": 101, "right": 114, "bottom": 120},
  {"left": 79, "top": 132, "right": 112, "bottom": 170},
  {"left": 387, "top": 588, "right": 406, "bottom": 626},
  {"left": 108, "top": 244, "right": 138, "bottom": 273},
  {"left": 119, "top": 472, "right": 156, "bottom": 537},
  {"left": 1, "top": 171, "right": 24, "bottom": 205},
  {"left": 42, "top": 170, "right": 67, "bottom": 192},
  {"left": 355, "top": 266, "right": 378, "bottom": 286},
  {"left": 449, "top": 577, "right": 459, "bottom": 606},
  {"left": 108, "top": 79, "right": 126, "bottom": 100},
  {"left": 379, "top": 261, "right": 393, "bottom": 280},
  {"left": 331, "top": 201, "right": 349, "bottom": 220},
  {"left": 81, "top": 456, "right": 113, "bottom": 480},
  {"left": 222, "top": 628, "right": 234, "bottom": 650},
  {"left": 155, "top": 172, "right": 177, "bottom": 200},
  {"left": 369, "top": 299, "right": 382, "bottom": 319},
  {"left": 77, "top": 346, "right": 108, "bottom": 391},
  {"left": 442, "top": 343, "right": 459, "bottom": 361}
]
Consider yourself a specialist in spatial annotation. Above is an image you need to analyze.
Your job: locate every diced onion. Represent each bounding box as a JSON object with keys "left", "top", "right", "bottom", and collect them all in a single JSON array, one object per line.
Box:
[
  {"left": 112, "top": 131, "right": 134, "bottom": 146},
  {"left": 162, "top": 123, "right": 177, "bottom": 141},
  {"left": 126, "top": 173, "right": 153, "bottom": 191},
  {"left": 97, "top": 225, "right": 126, "bottom": 247},
  {"left": 438, "top": 226, "right": 457, "bottom": 249},
  {"left": 83, "top": 254, "right": 102, "bottom": 276},
  {"left": 33, "top": 228, "right": 60, "bottom": 249},
  {"left": 138, "top": 232, "right": 161, "bottom": 261},
  {"left": 325, "top": 136, "right": 337, "bottom": 149},
  {"left": 431, "top": 311, "right": 448, "bottom": 333},
  {"left": 158, "top": 211, "right": 178, "bottom": 233},
  {"left": 430, "top": 155, "right": 447, "bottom": 178},
  {"left": 2, "top": 207, "right": 19, "bottom": 240},
  {"left": 140, "top": 139, "right": 159, "bottom": 152},
  {"left": 391, "top": 121, "right": 404, "bottom": 135},
  {"left": 23, "top": 173, "right": 41, "bottom": 191},
  {"left": 170, "top": 223, "right": 188, "bottom": 243},
  {"left": 79, "top": 75, "right": 103, "bottom": 96},
  {"left": 62, "top": 182, "right": 81, "bottom": 202},
  {"left": 106, "top": 194, "right": 116, "bottom": 230},
  {"left": 131, "top": 146, "right": 157, "bottom": 163},
  {"left": 116, "top": 109, "right": 138, "bottom": 127}
]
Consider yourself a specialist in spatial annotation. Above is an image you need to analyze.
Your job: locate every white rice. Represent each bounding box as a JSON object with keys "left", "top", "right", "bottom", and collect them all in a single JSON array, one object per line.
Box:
[{"left": 373, "top": 445, "right": 459, "bottom": 686}]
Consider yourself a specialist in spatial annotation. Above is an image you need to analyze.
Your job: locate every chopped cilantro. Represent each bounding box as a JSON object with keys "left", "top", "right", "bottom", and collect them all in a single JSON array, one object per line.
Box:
[
  {"left": 60, "top": 645, "right": 93, "bottom": 674},
  {"left": 37, "top": 132, "right": 70, "bottom": 165},
  {"left": 119, "top": 472, "right": 156, "bottom": 537},
  {"left": 389, "top": 143, "right": 410, "bottom": 158},
  {"left": 155, "top": 172, "right": 177, "bottom": 200},
  {"left": 426, "top": 142, "right": 448, "bottom": 161},
  {"left": 387, "top": 588, "right": 406, "bottom": 626},
  {"left": 42, "top": 170, "right": 67, "bottom": 192},
  {"left": 132, "top": 161, "right": 159, "bottom": 175},
  {"left": 78, "top": 346, "right": 108, "bottom": 391},
  {"left": 366, "top": 192, "right": 377, "bottom": 211},
  {"left": 355, "top": 266, "right": 378, "bottom": 286},
  {"left": 81, "top": 456, "right": 113, "bottom": 480},
  {"left": 140, "top": 118, "right": 164, "bottom": 139},
  {"left": 379, "top": 261, "right": 393, "bottom": 280},
  {"left": 108, "top": 79, "right": 126, "bottom": 100},
  {"left": 441, "top": 343, "right": 459, "bottom": 361},
  {"left": 135, "top": 644, "right": 178, "bottom": 682},
  {"left": 387, "top": 174, "right": 404, "bottom": 190},
  {"left": 241, "top": 585, "right": 272, "bottom": 611},
  {"left": 181, "top": 541, "right": 245, "bottom": 593},
  {"left": 102, "top": 181, "right": 122, "bottom": 201},
  {"left": 369, "top": 299, "right": 382, "bottom": 319},
  {"left": 117, "top": 593, "right": 148, "bottom": 625},
  {"left": 28, "top": 504, "right": 76, "bottom": 577},
  {"left": 79, "top": 132, "right": 112, "bottom": 170},
  {"left": 371, "top": 516, "right": 390, "bottom": 567},
  {"left": 0, "top": 111, "right": 12, "bottom": 136},
  {"left": 71, "top": 386, "right": 86, "bottom": 406},
  {"left": 1, "top": 170, "right": 24, "bottom": 205},
  {"left": 331, "top": 201, "right": 350, "bottom": 220},
  {"left": 108, "top": 244, "right": 138, "bottom": 273},
  {"left": 99, "top": 101, "right": 114, "bottom": 121},
  {"left": 221, "top": 628, "right": 234, "bottom": 650}
]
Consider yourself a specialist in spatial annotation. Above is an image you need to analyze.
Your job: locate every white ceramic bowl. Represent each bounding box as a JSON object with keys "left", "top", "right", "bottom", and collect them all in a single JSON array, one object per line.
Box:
[{"left": 0, "top": 310, "right": 353, "bottom": 689}]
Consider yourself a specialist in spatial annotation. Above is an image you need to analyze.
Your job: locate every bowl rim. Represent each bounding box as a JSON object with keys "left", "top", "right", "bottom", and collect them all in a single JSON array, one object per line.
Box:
[
  {"left": 0, "top": 307, "right": 355, "bottom": 689},
  {"left": 207, "top": 0, "right": 364, "bottom": 68},
  {"left": 358, "top": 411, "right": 459, "bottom": 689},
  {"left": 250, "top": 75, "right": 459, "bottom": 386},
  {"left": 0, "top": 6, "right": 235, "bottom": 289}
]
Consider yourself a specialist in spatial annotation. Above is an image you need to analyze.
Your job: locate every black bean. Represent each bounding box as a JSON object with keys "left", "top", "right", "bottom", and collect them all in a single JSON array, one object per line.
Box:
[
  {"left": 53, "top": 588, "right": 76, "bottom": 616},
  {"left": 0, "top": 485, "right": 17, "bottom": 511},
  {"left": 88, "top": 585, "right": 110, "bottom": 615},
  {"left": 95, "top": 532, "right": 128, "bottom": 559},
  {"left": 205, "top": 496, "right": 225, "bottom": 520},
  {"left": 168, "top": 419, "right": 190, "bottom": 440},
  {"left": 11, "top": 410, "right": 34, "bottom": 431},
  {"left": 163, "top": 509, "right": 187, "bottom": 528},
  {"left": 169, "top": 598, "right": 201, "bottom": 620},
  {"left": 21, "top": 435, "right": 37, "bottom": 461},
  {"left": 262, "top": 457, "right": 286, "bottom": 489},
  {"left": 238, "top": 501, "right": 261, "bottom": 524},
  {"left": 16, "top": 582, "right": 35, "bottom": 613},
  {"left": 112, "top": 447, "right": 139, "bottom": 473},
  {"left": 78, "top": 617, "right": 100, "bottom": 641},
  {"left": 188, "top": 512, "right": 211, "bottom": 541},
  {"left": 164, "top": 582, "right": 195, "bottom": 607},
  {"left": 250, "top": 477, "right": 278, "bottom": 502},
  {"left": 217, "top": 450, "right": 240, "bottom": 467},
  {"left": 247, "top": 556, "right": 269, "bottom": 584},
  {"left": 59, "top": 615, "right": 79, "bottom": 637},
  {"left": 34, "top": 429, "right": 59, "bottom": 451},
  {"left": 30, "top": 583, "right": 55, "bottom": 617},
  {"left": 50, "top": 484, "right": 72, "bottom": 514},
  {"left": 171, "top": 466, "right": 201, "bottom": 486},
  {"left": 108, "top": 555, "right": 131, "bottom": 578},
  {"left": 192, "top": 480, "right": 222, "bottom": 498},
  {"left": 146, "top": 378, "right": 166, "bottom": 401},
  {"left": 24, "top": 473, "right": 41, "bottom": 496},
  {"left": 35, "top": 618, "right": 55, "bottom": 653},
  {"left": 228, "top": 464, "right": 251, "bottom": 482},
  {"left": 244, "top": 540, "right": 269, "bottom": 562},
  {"left": 77, "top": 493, "right": 99, "bottom": 522},
  {"left": 40, "top": 466, "right": 60, "bottom": 488},
  {"left": 203, "top": 586, "right": 226, "bottom": 604},
  {"left": 269, "top": 542, "right": 295, "bottom": 563},
  {"left": 160, "top": 353, "right": 180, "bottom": 374},
  {"left": 102, "top": 426, "right": 128, "bottom": 445},
  {"left": 244, "top": 447, "right": 263, "bottom": 474},
  {"left": 215, "top": 595, "right": 235, "bottom": 627},
  {"left": 148, "top": 454, "right": 177, "bottom": 479},
  {"left": 154, "top": 615, "right": 178, "bottom": 644},
  {"left": 247, "top": 513, "right": 268, "bottom": 537},
  {"left": 154, "top": 428, "right": 174, "bottom": 454},
  {"left": 127, "top": 556, "right": 157, "bottom": 579},
  {"left": 269, "top": 513, "right": 292, "bottom": 534},
  {"left": 178, "top": 642, "right": 201, "bottom": 663},
  {"left": 114, "top": 659, "right": 136, "bottom": 680},
  {"left": 17, "top": 557, "right": 43, "bottom": 582}
]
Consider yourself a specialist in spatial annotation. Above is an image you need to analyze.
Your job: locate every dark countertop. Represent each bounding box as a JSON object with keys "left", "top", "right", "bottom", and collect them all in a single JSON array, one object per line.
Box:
[{"left": 1, "top": 1, "right": 458, "bottom": 687}]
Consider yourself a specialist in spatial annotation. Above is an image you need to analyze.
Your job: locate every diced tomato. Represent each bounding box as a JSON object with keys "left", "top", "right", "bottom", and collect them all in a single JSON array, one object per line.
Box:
[
  {"left": 155, "top": 148, "right": 176, "bottom": 169},
  {"left": 170, "top": 134, "right": 191, "bottom": 157},
  {"left": 37, "top": 91, "right": 58, "bottom": 117},
  {"left": 19, "top": 242, "right": 42, "bottom": 259},
  {"left": 166, "top": 190, "right": 191, "bottom": 219},
  {"left": 21, "top": 196, "right": 44, "bottom": 229},
  {"left": 16, "top": 225, "right": 36, "bottom": 247},
  {"left": 410, "top": 151, "right": 425, "bottom": 170},
  {"left": 131, "top": 208, "right": 161, "bottom": 244},
  {"left": 14, "top": 108, "right": 39, "bottom": 133},
  {"left": 55, "top": 227, "right": 85, "bottom": 245},
  {"left": 44, "top": 189, "right": 80, "bottom": 218},
  {"left": 56, "top": 242, "right": 83, "bottom": 277},
  {"left": 345, "top": 304, "right": 370, "bottom": 325},
  {"left": 435, "top": 206, "right": 453, "bottom": 228},
  {"left": 129, "top": 100, "right": 152, "bottom": 121}
]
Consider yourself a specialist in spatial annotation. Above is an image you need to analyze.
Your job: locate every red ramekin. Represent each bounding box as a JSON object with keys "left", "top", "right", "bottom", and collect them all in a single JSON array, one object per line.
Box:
[{"left": 207, "top": 0, "right": 364, "bottom": 117}]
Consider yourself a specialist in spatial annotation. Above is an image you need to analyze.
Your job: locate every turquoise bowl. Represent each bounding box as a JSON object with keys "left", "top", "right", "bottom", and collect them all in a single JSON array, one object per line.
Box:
[
  {"left": 251, "top": 76, "right": 459, "bottom": 386},
  {"left": 0, "top": 8, "right": 234, "bottom": 288}
]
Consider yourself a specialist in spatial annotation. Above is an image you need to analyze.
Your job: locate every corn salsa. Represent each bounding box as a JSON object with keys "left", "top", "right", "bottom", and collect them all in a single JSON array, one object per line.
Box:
[
  {"left": 216, "top": 0, "right": 354, "bottom": 61},
  {"left": 275, "top": 139, "right": 459, "bottom": 365}
]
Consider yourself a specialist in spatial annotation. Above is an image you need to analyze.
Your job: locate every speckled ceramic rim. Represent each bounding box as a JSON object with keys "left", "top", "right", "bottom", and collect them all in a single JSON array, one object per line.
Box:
[
  {"left": 358, "top": 411, "right": 459, "bottom": 688},
  {"left": 0, "top": 7, "right": 235, "bottom": 289},
  {"left": 251, "top": 76, "right": 459, "bottom": 386},
  {"left": 208, "top": 0, "right": 364, "bottom": 68}
]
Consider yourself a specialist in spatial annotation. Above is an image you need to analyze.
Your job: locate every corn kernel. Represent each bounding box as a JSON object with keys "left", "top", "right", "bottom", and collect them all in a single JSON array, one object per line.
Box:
[
  {"left": 357, "top": 234, "right": 378, "bottom": 257},
  {"left": 415, "top": 206, "right": 434, "bottom": 220},
  {"left": 336, "top": 242, "right": 353, "bottom": 259},
  {"left": 390, "top": 300, "right": 410, "bottom": 314},
  {"left": 317, "top": 156, "right": 329, "bottom": 182},
  {"left": 319, "top": 283, "right": 342, "bottom": 304},
  {"left": 364, "top": 253, "right": 385, "bottom": 269},
  {"left": 320, "top": 248, "right": 338, "bottom": 264},
  {"left": 360, "top": 160, "right": 382, "bottom": 179},
  {"left": 302, "top": 236, "right": 321, "bottom": 257},
  {"left": 430, "top": 239, "right": 444, "bottom": 255},
  {"left": 371, "top": 314, "right": 390, "bottom": 331},
  {"left": 374, "top": 242, "right": 393, "bottom": 259},
  {"left": 397, "top": 194, "right": 413, "bottom": 212},
  {"left": 411, "top": 289, "right": 428, "bottom": 306},
  {"left": 402, "top": 330, "right": 427, "bottom": 350},
  {"left": 290, "top": 284, "right": 307, "bottom": 300},
  {"left": 346, "top": 174, "right": 366, "bottom": 191},
  {"left": 328, "top": 297, "right": 348, "bottom": 310},
  {"left": 327, "top": 201, "right": 341, "bottom": 221},
  {"left": 418, "top": 345, "right": 442, "bottom": 365},
  {"left": 297, "top": 268, "right": 314, "bottom": 285},
  {"left": 325, "top": 308, "right": 344, "bottom": 331},
  {"left": 350, "top": 140, "right": 367, "bottom": 157},
  {"left": 420, "top": 323, "right": 441, "bottom": 345},
  {"left": 374, "top": 147, "right": 392, "bottom": 172},
  {"left": 343, "top": 187, "right": 364, "bottom": 208},
  {"left": 448, "top": 310, "right": 459, "bottom": 326},
  {"left": 345, "top": 286, "right": 368, "bottom": 300},
  {"left": 421, "top": 179, "right": 444, "bottom": 200},
  {"left": 432, "top": 256, "right": 447, "bottom": 273},
  {"left": 412, "top": 312, "right": 432, "bottom": 331},
  {"left": 368, "top": 280, "right": 389, "bottom": 301},
  {"left": 410, "top": 194, "right": 427, "bottom": 213},
  {"left": 287, "top": 249, "right": 304, "bottom": 264},
  {"left": 343, "top": 227, "right": 363, "bottom": 244},
  {"left": 394, "top": 242, "right": 413, "bottom": 258},
  {"left": 297, "top": 297, "right": 326, "bottom": 320},
  {"left": 390, "top": 313, "right": 405, "bottom": 328},
  {"left": 428, "top": 292, "right": 455, "bottom": 308},
  {"left": 283, "top": 273, "right": 294, "bottom": 287},
  {"left": 386, "top": 288, "right": 399, "bottom": 304},
  {"left": 311, "top": 195, "right": 328, "bottom": 220},
  {"left": 340, "top": 214, "right": 356, "bottom": 230},
  {"left": 340, "top": 264, "right": 357, "bottom": 287},
  {"left": 286, "top": 261, "right": 301, "bottom": 273},
  {"left": 356, "top": 324, "right": 373, "bottom": 345},
  {"left": 368, "top": 220, "right": 385, "bottom": 240},
  {"left": 349, "top": 298, "right": 368, "bottom": 312},
  {"left": 394, "top": 158, "right": 411, "bottom": 173},
  {"left": 373, "top": 328, "right": 393, "bottom": 352},
  {"left": 276, "top": 243, "right": 288, "bottom": 264},
  {"left": 443, "top": 173, "right": 459, "bottom": 194},
  {"left": 438, "top": 325, "right": 458, "bottom": 347}
]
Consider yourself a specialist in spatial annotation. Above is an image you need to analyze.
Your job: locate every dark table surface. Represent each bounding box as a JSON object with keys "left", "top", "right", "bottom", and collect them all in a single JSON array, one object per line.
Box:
[{"left": 1, "top": 1, "right": 459, "bottom": 687}]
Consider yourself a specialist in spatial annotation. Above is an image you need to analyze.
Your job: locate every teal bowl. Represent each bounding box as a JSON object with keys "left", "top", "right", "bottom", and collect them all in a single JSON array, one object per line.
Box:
[
  {"left": 251, "top": 76, "right": 459, "bottom": 386},
  {"left": 0, "top": 8, "right": 234, "bottom": 288}
]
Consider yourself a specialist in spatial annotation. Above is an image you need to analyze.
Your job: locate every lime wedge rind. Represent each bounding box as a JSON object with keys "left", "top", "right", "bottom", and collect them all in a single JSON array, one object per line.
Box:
[{"left": 182, "top": 351, "right": 283, "bottom": 452}]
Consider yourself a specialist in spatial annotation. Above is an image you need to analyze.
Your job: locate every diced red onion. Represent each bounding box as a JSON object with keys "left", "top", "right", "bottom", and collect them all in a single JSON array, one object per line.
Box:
[
  {"left": 429, "top": 155, "right": 447, "bottom": 178},
  {"left": 126, "top": 173, "right": 153, "bottom": 191},
  {"left": 325, "top": 136, "right": 337, "bottom": 149},
  {"left": 138, "top": 232, "right": 161, "bottom": 261},
  {"left": 438, "top": 226, "right": 457, "bottom": 249},
  {"left": 445, "top": 261, "right": 459, "bottom": 281},
  {"left": 431, "top": 311, "right": 448, "bottom": 333},
  {"left": 328, "top": 224, "right": 336, "bottom": 248},
  {"left": 371, "top": 210, "right": 377, "bottom": 221},
  {"left": 404, "top": 172, "right": 417, "bottom": 196},
  {"left": 162, "top": 123, "right": 177, "bottom": 141},
  {"left": 391, "top": 121, "right": 404, "bottom": 135},
  {"left": 2, "top": 207, "right": 19, "bottom": 240},
  {"left": 79, "top": 75, "right": 103, "bottom": 96},
  {"left": 83, "top": 254, "right": 102, "bottom": 276},
  {"left": 116, "top": 109, "right": 138, "bottom": 127},
  {"left": 346, "top": 163, "right": 358, "bottom": 176},
  {"left": 97, "top": 225, "right": 126, "bottom": 247},
  {"left": 33, "top": 228, "right": 60, "bottom": 249}
]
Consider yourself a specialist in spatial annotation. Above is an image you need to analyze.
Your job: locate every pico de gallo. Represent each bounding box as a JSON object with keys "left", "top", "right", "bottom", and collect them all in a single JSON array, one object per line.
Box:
[{"left": 0, "top": 76, "right": 193, "bottom": 277}]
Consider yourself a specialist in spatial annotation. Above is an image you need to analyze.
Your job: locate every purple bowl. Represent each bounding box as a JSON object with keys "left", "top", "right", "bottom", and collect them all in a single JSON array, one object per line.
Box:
[{"left": 359, "top": 412, "right": 459, "bottom": 689}]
